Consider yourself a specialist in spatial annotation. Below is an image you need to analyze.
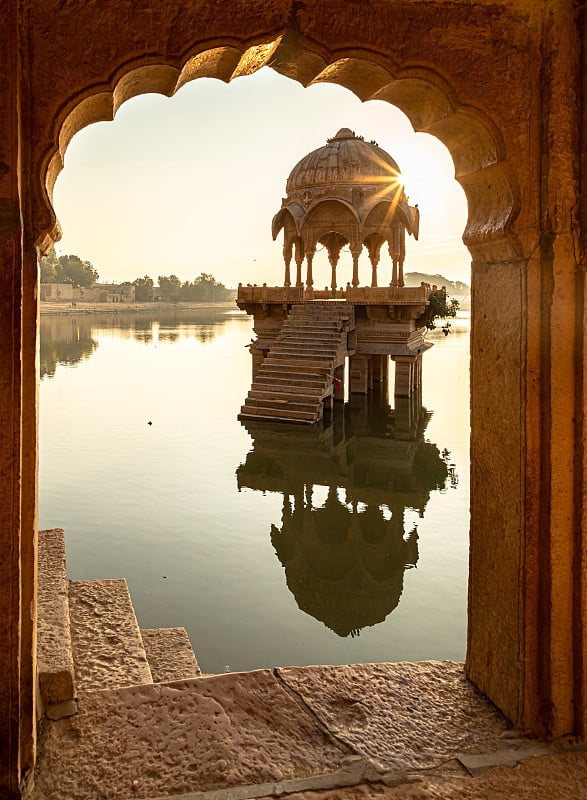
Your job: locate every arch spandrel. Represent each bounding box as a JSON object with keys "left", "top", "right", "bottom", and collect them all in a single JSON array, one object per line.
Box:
[{"left": 28, "top": 2, "right": 534, "bottom": 264}]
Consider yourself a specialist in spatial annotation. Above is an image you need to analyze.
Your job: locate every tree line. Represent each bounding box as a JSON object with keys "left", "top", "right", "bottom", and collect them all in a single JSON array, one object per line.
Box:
[{"left": 40, "top": 248, "right": 234, "bottom": 301}]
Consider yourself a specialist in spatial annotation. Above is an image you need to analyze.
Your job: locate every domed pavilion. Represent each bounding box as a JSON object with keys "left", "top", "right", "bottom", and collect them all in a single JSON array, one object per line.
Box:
[
  {"left": 236, "top": 129, "right": 437, "bottom": 425},
  {"left": 272, "top": 128, "right": 420, "bottom": 294}
]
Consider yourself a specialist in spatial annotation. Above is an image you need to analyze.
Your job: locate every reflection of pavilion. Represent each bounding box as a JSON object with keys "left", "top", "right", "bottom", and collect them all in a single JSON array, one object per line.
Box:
[{"left": 236, "top": 392, "right": 452, "bottom": 637}]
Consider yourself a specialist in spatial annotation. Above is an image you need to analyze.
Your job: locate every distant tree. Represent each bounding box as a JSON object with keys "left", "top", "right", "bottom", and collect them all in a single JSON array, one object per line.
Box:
[
  {"left": 40, "top": 247, "right": 59, "bottom": 283},
  {"left": 40, "top": 249, "right": 99, "bottom": 287},
  {"left": 191, "top": 272, "right": 232, "bottom": 301},
  {"left": 158, "top": 274, "right": 182, "bottom": 302},
  {"left": 133, "top": 275, "right": 154, "bottom": 301}
]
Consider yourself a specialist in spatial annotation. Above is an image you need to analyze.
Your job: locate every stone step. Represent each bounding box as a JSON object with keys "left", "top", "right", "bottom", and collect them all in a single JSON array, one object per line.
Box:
[
  {"left": 243, "top": 396, "right": 318, "bottom": 413},
  {"left": 248, "top": 389, "right": 325, "bottom": 404},
  {"left": 140, "top": 627, "right": 201, "bottom": 683},
  {"left": 265, "top": 355, "right": 333, "bottom": 369},
  {"left": 284, "top": 322, "right": 341, "bottom": 333},
  {"left": 37, "top": 528, "right": 77, "bottom": 719},
  {"left": 273, "top": 344, "right": 339, "bottom": 355},
  {"left": 253, "top": 381, "right": 326, "bottom": 396},
  {"left": 68, "top": 579, "right": 153, "bottom": 691},
  {"left": 279, "top": 330, "right": 341, "bottom": 347},
  {"left": 254, "top": 374, "right": 326, "bottom": 388},
  {"left": 240, "top": 404, "right": 318, "bottom": 422},
  {"left": 250, "top": 383, "right": 325, "bottom": 398},
  {"left": 259, "top": 364, "right": 331, "bottom": 377}
]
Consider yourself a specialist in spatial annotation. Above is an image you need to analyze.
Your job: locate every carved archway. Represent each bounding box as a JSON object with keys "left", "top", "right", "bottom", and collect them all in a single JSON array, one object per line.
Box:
[
  {"left": 20, "top": 14, "right": 554, "bottom": 748},
  {"left": 36, "top": 35, "right": 520, "bottom": 266}
]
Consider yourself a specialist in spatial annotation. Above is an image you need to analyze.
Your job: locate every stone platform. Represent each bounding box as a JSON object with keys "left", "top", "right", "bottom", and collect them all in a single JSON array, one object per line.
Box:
[{"left": 32, "top": 530, "right": 587, "bottom": 799}]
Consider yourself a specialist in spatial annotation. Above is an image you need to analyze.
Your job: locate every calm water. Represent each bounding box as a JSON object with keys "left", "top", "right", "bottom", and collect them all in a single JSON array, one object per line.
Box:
[{"left": 39, "top": 307, "right": 470, "bottom": 674}]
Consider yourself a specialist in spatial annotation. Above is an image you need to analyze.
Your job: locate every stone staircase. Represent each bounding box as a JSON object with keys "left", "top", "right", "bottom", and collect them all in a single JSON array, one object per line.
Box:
[
  {"left": 239, "top": 302, "right": 354, "bottom": 424},
  {"left": 37, "top": 528, "right": 201, "bottom": 720}
]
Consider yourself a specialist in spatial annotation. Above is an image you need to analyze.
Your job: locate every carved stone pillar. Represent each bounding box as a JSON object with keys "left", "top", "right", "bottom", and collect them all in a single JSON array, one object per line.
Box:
[
  {"left": 305, "top": 246, "right": 315, "bottom": 299},
  {"left": 294, "top": 239, "right": 304, "bottom": 288},
  {"left": 350, "top": 243, "right": 362, "bottom": 288},
  {"left": 283, "top": 239, "right": 292, "bottom": 287}
]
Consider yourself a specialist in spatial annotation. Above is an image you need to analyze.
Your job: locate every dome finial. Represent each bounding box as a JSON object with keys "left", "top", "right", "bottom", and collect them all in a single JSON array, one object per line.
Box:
[{"left": 327, "top": 128, "right": 363, "bottom": 143}]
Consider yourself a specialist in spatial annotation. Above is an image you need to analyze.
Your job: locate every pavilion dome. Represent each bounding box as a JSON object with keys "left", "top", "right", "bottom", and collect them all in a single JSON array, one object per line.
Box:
[{"left": 285, "top": 128, "right": 402, "bottom": 193}]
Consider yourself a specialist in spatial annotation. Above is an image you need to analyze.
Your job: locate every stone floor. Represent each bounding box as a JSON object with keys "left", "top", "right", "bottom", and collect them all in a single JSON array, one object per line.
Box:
[
  {"left": 32, "top": 529, "right": 587, "bottom": 799},
  {"left": 30, "top": 661, "right": 587, "bottom": 800}
]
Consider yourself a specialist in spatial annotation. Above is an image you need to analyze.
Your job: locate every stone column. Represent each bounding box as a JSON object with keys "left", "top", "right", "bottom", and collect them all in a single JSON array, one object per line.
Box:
[
  {"left": 294, "top": 239, "right": 304, "bottom": 288},
  {"left": 333, "top": 364, "right": 345, "bottom": 401},
  {"left": 393, "top": 356, "right": 416, "bottom": 397},
  {"left": 305, "top": 244, "right": 315, "bottom": 300},
  {"left": 467, "top": 6, "right": 587, "bottom": 739},
  {"left": 283, "top": 240, "right": 292, "bottom": 287},
  {"left": 349, "top": 354, "right": 369, "bottom": 394},
  {"left": 0, "top": 9, "right": 37, "bottom": 792},
  {"left": 350, "top": 243, "right": 362, "bottom": 288}
]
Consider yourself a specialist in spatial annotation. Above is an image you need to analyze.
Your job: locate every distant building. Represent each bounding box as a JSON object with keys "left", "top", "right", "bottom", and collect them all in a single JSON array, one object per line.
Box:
[
  {"left": 80, "top": 283, "right": 135, "bottom": 303},
  {"left": 40, "top": 283, "right": 74, "bottom": 301},
  {"left": 40, "top": 283, "right": 135, "bottom": 303}
]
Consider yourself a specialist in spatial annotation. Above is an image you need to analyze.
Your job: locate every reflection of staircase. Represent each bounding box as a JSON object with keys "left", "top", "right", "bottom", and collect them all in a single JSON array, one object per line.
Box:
[
  {"left": 37, "top": 529, "right": 201, "bottom": 721},
  {"left": 239, "top": 303, "right": 352, "bottom": 424}
]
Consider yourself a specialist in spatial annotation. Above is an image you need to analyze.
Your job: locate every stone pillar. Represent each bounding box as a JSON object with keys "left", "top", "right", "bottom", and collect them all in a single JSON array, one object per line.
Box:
[
  {"left": 333, "top": 364, "right": 345, "bottom": 401},
  {"left": 372, "top": 354, "right": 388, "bottom": 383},
  {"left": 283, "top": 240, "right": 292, "bottom": 287},
  {"left": 349, "top": 354, "right": 369, "bottom": 394},
  {"left": 466, "top": 6, "right": 587, "bottom": 739},
  {"left": 0, "top": 9, "right": 37, "bottom": 792},
  {"left": 393, "top": 356, "right": 416, "bottom": 397},
  {"left": 294, "top": 239, "right": 304, "bottom": 288},
  {"left": 391, "top": 259, "right": 398, "bottom": 287},
  {"left": 305, "top": 245, "right": 315, "bottom": 300},
  {"left": 351, "top": 244, "right": 361, "bottom": 288}
]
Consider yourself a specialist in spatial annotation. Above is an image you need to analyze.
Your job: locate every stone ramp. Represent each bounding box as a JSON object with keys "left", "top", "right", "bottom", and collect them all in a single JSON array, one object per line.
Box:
[
  {"left": 240, "top": 302, "right": 353, "bottom": 424},
  {"left": 32, "top": 662, "right": 562, "bottom": 800}
]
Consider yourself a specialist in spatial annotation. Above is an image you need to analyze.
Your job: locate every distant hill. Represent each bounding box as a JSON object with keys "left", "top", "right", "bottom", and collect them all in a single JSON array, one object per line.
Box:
[{"left": 404, "top": 272, "right": 470, "bottom": 297}]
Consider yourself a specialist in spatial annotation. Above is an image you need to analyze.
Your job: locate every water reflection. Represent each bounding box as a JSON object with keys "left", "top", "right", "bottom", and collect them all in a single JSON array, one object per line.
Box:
[
  {"left": 237, "top": 389, "right": 455, "bottom": 637},
  {"left": 40, "top": 309, "right": 245, "bottom": 378},
  {"left": 40, "top": 317, "right": 99, "bottom": 379}
]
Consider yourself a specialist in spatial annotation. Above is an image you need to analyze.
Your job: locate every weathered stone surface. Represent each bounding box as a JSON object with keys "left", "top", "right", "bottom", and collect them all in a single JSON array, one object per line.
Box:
[
  {"left": 249, "top": 752, "right": 587, "bottom": 799},
  {"left": 37, "top": 529, "right": 75, "bottom": 706},
  {"left": 277, "top": 662, "right": 508, "bottom": 771},
  {"left": 68, "top": 579, "right": 152, "bottom": 691},
  {"left": 140, "top": 627, "right": 202, "bottom": 683},
  {"left": 32, "top": 670, "right": 351, "bottom": 800}
]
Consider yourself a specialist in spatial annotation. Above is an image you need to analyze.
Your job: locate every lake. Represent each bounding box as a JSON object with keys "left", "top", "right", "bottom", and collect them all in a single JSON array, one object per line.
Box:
[{"left": 39, "top": 306, "right": 470, "bottom": 674}]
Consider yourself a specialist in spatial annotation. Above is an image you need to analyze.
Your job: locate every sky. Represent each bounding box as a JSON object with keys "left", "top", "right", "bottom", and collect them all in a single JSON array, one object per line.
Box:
[{"left": 52, "top": 67, "right": 470, "bottom": 289}]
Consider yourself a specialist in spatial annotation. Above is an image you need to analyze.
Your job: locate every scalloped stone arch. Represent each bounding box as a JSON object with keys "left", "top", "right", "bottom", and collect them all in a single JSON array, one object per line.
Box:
[{"left": 39, "top": 36, "right": 520, "bottom": 265}]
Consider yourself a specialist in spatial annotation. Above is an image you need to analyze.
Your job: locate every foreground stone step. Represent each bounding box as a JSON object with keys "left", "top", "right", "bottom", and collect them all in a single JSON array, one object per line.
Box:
[
  {"left": 37, "top": 528, "right": 77, "bottom": 719},
  {"left": 31, "top": 669, "right": 354, "bottom": 800},
  {"left": 140, "top": 627, "right": 201, "bottom": 683},
  {"left": 32, "top": 662, "right": 520, "bottom": 800},
  {"left": 68, "top": 579, "right": 152, "bottom": 691}
]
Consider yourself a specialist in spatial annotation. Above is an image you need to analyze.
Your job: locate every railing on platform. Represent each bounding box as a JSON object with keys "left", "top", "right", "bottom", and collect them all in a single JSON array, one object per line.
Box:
[
  {"left": 237, "top": 283, "right": 432, "bottom": 305},
  {"left": 237, "top": 284, "right": 304, "bottom": 303}
]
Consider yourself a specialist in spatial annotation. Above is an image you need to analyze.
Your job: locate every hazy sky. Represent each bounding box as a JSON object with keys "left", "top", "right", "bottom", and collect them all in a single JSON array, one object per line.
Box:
[{"left": 53, "top": 67, "right": 470, "bottom": 288}]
